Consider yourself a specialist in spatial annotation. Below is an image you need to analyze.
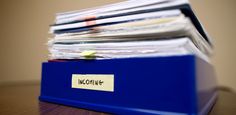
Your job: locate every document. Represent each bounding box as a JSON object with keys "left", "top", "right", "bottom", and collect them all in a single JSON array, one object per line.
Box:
[
  {"left": 47, "top": 0, "right": 213, "bottom": 62},
  {"left": 49, "top": 38, "right": 209, "bottom": 62}
]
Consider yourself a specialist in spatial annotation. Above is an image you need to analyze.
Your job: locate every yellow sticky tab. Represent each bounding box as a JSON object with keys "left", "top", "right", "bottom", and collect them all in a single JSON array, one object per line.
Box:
[{"left": 80, "top": 50, "right": 96, "bottom": 58}]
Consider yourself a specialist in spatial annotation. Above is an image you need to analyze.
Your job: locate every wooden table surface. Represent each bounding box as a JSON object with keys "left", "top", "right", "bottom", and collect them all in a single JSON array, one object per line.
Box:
[{"left": 0, "top": 83, "right": 236, "bottom": 115}]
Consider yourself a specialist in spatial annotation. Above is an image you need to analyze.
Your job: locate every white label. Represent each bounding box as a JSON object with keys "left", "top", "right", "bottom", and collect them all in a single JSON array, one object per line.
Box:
[{"left": 72, "top": 74, "right": 114, "bottom": 92}]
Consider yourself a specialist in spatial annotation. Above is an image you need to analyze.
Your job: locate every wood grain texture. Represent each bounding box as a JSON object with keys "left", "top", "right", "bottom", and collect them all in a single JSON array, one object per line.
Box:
[{"left": 0, "top": 84, "right": 235, "bottom": 115}]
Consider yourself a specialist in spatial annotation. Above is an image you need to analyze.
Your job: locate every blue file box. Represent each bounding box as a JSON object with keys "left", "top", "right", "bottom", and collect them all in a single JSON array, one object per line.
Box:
[{"left": 39, "top": 55, "right": 217, "bottom": 115}]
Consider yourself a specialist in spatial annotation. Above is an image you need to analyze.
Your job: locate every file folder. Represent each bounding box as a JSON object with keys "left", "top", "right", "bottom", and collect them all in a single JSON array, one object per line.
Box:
[
  {"left": 53, "top": 3, "right": 213, "bottom": 46},
  {"left": 39, "top": 55, "right": 217, "bottom": 115}
]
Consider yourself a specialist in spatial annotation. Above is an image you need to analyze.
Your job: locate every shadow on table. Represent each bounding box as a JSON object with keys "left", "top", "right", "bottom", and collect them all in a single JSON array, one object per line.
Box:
[{"left": 38, "top": 101, "right": 109, "bottom": 115}]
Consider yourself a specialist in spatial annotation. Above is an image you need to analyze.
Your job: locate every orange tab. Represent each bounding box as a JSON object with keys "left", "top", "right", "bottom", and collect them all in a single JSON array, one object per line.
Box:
[{"left": 84, "top": 16, "right": 96, "bottom": 26}]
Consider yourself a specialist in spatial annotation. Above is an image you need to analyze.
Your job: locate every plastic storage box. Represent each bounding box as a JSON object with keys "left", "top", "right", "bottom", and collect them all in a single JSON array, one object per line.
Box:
[{"left": 39, "top": 55, "right": 217, "bottom": 115}]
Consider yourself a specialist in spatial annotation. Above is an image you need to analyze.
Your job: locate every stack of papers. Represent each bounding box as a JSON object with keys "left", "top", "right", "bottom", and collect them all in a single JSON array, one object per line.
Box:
[{"left": 48, "top": 0, "right": 213, "bottom": 62}]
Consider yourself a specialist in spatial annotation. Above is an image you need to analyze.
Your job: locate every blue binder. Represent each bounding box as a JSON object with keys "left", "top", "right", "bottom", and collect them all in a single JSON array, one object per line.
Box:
[{"left": 39, "top": 55, "right": 217, "bottom": 115}]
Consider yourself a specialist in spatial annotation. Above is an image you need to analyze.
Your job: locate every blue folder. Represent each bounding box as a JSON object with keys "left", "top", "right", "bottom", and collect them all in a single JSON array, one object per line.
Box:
[{"left": 39, "top": 55, "right": 217, "bottom": 115}]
